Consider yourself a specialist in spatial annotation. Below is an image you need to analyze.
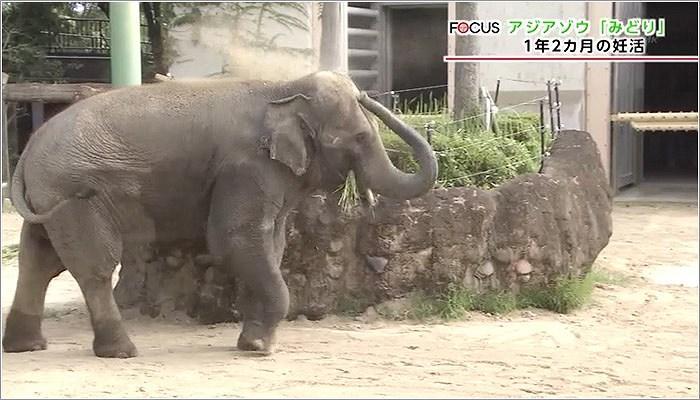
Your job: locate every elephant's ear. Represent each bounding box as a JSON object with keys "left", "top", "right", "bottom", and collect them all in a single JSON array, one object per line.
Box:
[{"left": 264, "top": 94, "right": 314, "bottom": 176}]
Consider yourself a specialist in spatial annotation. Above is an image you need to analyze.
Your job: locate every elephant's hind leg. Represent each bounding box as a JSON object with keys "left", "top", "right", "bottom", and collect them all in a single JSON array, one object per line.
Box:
[
  {"left": 44, "top": 201, "right": 137, "bottom": 358},
  {"left": 3, "top": 222, "right": 65, "bottom": 353}
]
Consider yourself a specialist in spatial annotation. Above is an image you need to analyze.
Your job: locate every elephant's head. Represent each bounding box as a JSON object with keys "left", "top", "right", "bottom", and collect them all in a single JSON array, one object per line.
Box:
[{"left": 264, "top": 71, "right": 438, "bottom": 200}]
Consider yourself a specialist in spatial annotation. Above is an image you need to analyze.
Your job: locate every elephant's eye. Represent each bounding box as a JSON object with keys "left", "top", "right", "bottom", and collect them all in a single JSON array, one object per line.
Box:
[{"left": 355, "top": 132, "right": 368, "bottom": 144}]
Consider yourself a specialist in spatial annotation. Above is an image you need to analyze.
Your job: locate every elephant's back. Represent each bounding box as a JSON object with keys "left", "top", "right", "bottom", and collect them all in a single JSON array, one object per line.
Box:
[{"left": 21, "top": 79, "right": 266, "bottom": 204}]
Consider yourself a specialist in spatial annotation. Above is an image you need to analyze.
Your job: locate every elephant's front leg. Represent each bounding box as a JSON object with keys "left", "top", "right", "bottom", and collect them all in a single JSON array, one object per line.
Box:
[
  {"left": 207, "top": 176, "right": 289, "bottom": 354},
  {"left": 236, "top": 213, "right": 288, "bottom": 352},
  {"left": 234, "top": 244, "right": 289, "bottom": 355}
]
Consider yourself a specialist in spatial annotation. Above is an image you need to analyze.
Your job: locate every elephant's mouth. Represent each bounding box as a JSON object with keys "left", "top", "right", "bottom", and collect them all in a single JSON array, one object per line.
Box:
[{"left": 350, "top": 168, "right": 377, "bottom": 207}]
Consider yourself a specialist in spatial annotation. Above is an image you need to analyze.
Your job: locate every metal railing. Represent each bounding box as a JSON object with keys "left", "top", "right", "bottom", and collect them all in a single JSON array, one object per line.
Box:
[{"left": 42, "top": 17, "right": 152, "bottom": 57}]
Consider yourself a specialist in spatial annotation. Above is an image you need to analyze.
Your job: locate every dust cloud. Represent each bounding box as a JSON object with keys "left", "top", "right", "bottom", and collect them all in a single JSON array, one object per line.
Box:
[
  {"left": 221, "top": 45, "right": 314, "bottom": 81},
  {"left": 175, "top": 4, "right": 316, "bottom": 81}
]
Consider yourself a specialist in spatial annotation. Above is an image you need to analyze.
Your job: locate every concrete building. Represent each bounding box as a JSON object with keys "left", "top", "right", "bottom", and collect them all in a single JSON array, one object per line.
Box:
[{"left": 165, "top": 2, "right": 699, "bottom": 197}]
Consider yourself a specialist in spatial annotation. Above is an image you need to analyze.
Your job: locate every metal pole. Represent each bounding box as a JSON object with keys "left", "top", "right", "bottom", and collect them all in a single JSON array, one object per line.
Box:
[
  {"left": 424, "top": 122, "right": 435, "bottom": 146},
  {"left": 2, "top": 73, "right": 10, "bottom": 196},
  {"left": 494, "top": 79, "right": 501, "bottom": 105},
  {"left": 110, "top": 2, "right": 142, "bottom": 87},
  {"left": 554, "top": 81, "right": 562, "bottom": 134},
  {"left": 481, "top": 87, "right": 491, "bottom": 132},
  {"left": 391, "top": 92, "right": 399, "bottom": 113},
  {"left": 539, "top": 99, "right": 545, "bottom": 172},
  {"left": 546, "top": 80, "right": 555, "bottom": 139}
]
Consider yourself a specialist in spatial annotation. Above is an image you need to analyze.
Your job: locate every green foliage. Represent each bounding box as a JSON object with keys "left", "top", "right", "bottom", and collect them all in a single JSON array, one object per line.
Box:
[
  {"left": 420, "top": 284, "right": 519, "bottom": 319},
  {"left": 397, "top": 93, "right": 448, "bottom": 115},
  {"left": 1, "top": 2, "right": 175, "bottom": 82},
  {"left": 379, "top": 111, "right": 545, "bottom": 189},
  {"left": 378, "top": 270, "right": 610, "bottom": 321},
  {"left": 2, "top": 244, "right": 19, "bottom": 264},
  {"left": 336, "top": 110, "right": 545, "bottom": 211},
  {"left": 375, "top": 287, "right": 518, "bottom": 321},
  {"left": 336, "top": 171, "right": 361, "bottom": 215},
  {"left": 495, "top": 112, "right": 551, "bottom": 156},
  {"left": 374, "top": 293, "right": 437, "bottom": 321},
  {"left": 1, "top": 2, "right": 71, "bottom": 82},
  {"left": 517, "top": 274, "right": 595, "bottom": 314},
  {"left": 432, "top": 284, "right": 475, "bottom": 319},
  {"left": 475, "top": 290, "right": 520, "bottom": 314},
  {"left": 3, "top": 2, "right": 305, "bottom": 82}
]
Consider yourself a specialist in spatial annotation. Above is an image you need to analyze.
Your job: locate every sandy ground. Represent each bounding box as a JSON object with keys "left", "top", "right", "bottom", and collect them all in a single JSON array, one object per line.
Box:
[{"left": 1, "top": 203, "right": 698, "bottom": 398}]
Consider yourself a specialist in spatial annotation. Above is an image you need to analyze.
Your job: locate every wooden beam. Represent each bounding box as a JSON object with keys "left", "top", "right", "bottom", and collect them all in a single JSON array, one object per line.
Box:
[{"left": 2, "top": 82, "right": 113, "bottom": 103}]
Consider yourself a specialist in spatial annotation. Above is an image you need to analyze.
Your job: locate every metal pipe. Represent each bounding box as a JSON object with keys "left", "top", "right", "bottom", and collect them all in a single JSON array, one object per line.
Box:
[
  {"left": 424, "top": 122, "right": 435, "bottom": 146},
  {"left": 546, "top": 80, "right": 555, "bottom": 139},
  {"left": 554, "top": 81, "right": 562, "bottom": 133},
  {"left": 2, "top": 73, "right": 9, "bottom": 193},
  {"left": 391, "top": 92, "right": 399, "bottom": 113},
  {"left": 110, "top": 2, "right": 142, "bottom": 87},
  {"left": 494, "top": 79, "right": 501, "bottom": 105},
  {"left": 539, "top": 99, "right": 545, "bottom": 172}
]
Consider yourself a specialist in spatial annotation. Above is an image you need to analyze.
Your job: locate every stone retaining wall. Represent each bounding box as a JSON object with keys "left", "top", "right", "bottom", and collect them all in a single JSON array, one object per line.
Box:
[{"left": 114, "top": 129, "right": 613, "bottom": 323}]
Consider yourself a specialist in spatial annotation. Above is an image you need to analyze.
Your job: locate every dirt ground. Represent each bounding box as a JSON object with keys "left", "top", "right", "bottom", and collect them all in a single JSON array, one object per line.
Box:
[{"left": 1, "top": 203, "right": 698, "bottom": 398}]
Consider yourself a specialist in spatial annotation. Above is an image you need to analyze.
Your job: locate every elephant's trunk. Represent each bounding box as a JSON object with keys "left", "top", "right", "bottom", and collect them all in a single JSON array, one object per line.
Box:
[{"left": 357, "top": 93, "right": 438, "bottom": 200}]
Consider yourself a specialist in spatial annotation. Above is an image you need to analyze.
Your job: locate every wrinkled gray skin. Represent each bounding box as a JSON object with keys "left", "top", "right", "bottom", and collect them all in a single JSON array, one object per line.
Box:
[{"left": 2, "top": 71, "right": 437, "bottom": 358}]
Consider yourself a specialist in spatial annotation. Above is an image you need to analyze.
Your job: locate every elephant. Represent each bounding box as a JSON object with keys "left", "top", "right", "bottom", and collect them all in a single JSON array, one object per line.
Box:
[{"left": 2, "top": 71, "right": 438, "bottom": 358}]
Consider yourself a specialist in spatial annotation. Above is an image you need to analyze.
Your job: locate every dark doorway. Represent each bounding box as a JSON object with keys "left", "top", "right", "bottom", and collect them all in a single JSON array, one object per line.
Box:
[
  {"left": 643, "top": 2, "right": 698, "bottom": 180},
  {"left": 389, "top": 6, "right": 448, "bottom": 110}
]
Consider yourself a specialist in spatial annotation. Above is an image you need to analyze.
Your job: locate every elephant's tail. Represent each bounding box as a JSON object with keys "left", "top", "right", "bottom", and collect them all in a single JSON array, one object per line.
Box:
[{"left": 10, "top": 153, "right": 74, "bottom": 224}]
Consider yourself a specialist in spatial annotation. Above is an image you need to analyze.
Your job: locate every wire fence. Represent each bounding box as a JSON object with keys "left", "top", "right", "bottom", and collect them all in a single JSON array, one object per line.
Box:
[
  {"left": 437, "top": 125, "right": 545, "bottom": 154},
  {"left": 386, "top": 124, "right": 545, "bottom": 155},
  {"left": 369, "top": 84, "right": 449, "bottom": 99},
  {"left": 496, "top": 77, "right": 549, "bottom": 85},
  {"left": 439, "top": 97, "right": 548, "bottom": 127},
  {"left": 367, "top": 78, "right": 563, "bottom": 188},
  {"left": 437, "top": 154, "right": 542, "bottom": 186}
]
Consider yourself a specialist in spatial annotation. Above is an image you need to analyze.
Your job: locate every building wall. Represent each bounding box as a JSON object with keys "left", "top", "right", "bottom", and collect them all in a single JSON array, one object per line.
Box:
[
  {"left": 168, "top": 3, "right": 315, "bottom": 80},
  {"left": 448, "top": 2, "right": 588, "bottom": 133},
  {"left": 446, "top": 1, "right": 613, "bottom": 181}
]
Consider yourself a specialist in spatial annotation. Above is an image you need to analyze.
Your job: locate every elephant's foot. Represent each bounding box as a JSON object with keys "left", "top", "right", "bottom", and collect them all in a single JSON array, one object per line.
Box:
[
  {"left": 236, "top": 322, "right": 276, "bottom": 355},
  {"left": 237, "top": 334, "right": 266, "bottom": 352},
  {"left": 2, "top": 310, "right": 48, "bottom": 353},
  {"left": 92, "top": 320, "right": 138, "bottom": 358}
]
